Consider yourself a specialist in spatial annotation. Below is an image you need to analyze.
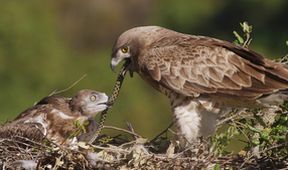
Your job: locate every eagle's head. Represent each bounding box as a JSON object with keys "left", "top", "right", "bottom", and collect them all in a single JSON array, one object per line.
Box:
[
  {"left": 70, "top": 89, "right": 108, "bottom": 117},
  {"left": 110, "top": 25, "right": 165, "bottom": 75}
]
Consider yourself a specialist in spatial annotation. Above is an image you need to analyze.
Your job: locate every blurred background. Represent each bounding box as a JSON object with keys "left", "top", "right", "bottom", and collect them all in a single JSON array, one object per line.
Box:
[{"left": 0, "top": 0, "right": 287, "bottom": 139}]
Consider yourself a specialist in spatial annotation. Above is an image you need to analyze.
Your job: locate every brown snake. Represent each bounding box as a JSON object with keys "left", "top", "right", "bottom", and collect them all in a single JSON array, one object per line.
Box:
[{"left": 88, "top": 63, "right": 128, "bottom": 144}]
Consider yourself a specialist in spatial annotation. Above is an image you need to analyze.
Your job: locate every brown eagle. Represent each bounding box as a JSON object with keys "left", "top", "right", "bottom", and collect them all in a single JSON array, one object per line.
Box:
[
  {"left": 110, "top": 26, "right": 288, "bottom": 142},
  {"left": 10, "top": 89, "right": 108, "bottom": 145}
]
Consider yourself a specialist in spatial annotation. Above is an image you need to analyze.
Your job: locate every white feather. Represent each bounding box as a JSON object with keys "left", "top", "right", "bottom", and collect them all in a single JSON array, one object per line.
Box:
[
  {"left": 173, "top": 99, "right": 218, "bottom": 142},
  {"left": 24, "top": 114, "right": 48, "bottom": 135},
  {"left": 51, "top": 109, "right": 74, "bottom": 119},
  {"left": 174, "top": 100, "right": 201, "bottom": 141}
]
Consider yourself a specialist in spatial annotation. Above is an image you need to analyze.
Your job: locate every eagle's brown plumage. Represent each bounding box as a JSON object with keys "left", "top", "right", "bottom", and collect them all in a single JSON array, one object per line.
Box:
[
  {"left": 111, "top": 26, "right": 288, "bottom": 142},
  {"left": 9, "top": 89, "right": 108, "bottom": 145}
]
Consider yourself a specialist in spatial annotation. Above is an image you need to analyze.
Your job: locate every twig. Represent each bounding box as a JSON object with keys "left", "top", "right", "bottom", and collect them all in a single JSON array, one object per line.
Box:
[
  {"left": 217, "top": 109, "right": 255, "bottom": 126},
  {"left": 49, "top": 74, "right": 87, "bottom": 96},
  {"left": 92, "top": 145, "right": 129, "bottom": 154},
  {"left": 149, "top": 122, "right": 174, "bottom": 143},
  {"left": 243, "top": 34, "right": 252, "bottom": 48},
  {"left": 168, "top": 128, "right": 177, "bottom": 135},
  {"left": 217, "top": 109, "right": 242, "bottom": 126},
  {"left": 217, "top": 113, "right": 239, "bottom": 126},
  {"left": 230, "top": 120, "right": 250, "bottom": 142},
  {"left": 103, "top": 125, "right": 142, "bottom": 138},
  {"left": 126, "top": 122, "right": 137, "bottom": 139},
  {"left": 14, "top": 136, "right": 51, "bottom": 149},
  {"left": 119, "top": 140, "right": 136, "bottom": 148},
  {"left": 173, "top": 146, "right": 195, "bottom": 158},
  {"left": 259, "top": 142, "right": 288, "bottom": 155}
]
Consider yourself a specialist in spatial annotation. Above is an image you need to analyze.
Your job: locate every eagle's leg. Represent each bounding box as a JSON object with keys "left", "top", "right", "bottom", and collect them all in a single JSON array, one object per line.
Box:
[{"left": 172, "top": 97, "right": 219, "bottom": 144}]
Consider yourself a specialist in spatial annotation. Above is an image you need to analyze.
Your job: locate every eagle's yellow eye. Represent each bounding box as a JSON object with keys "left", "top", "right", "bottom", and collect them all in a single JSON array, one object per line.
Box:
[
  {"left": 90, "top": 95, "right": 97, "bottom": 102},
  {"left": 121, "top": 46, "right": 129, "bottom": 53}
]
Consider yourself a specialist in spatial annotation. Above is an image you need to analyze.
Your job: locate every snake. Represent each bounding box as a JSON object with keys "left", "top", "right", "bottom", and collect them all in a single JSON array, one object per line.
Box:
[{"left": 88, "top": 63, "right": 128, "bottom": 144}]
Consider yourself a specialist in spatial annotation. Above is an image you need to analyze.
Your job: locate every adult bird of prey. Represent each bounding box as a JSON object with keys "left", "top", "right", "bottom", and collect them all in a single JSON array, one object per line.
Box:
[
  {"left": 110, "top": 26, "right": 288, "bottom": 142},
  {"left": 10, "top": 89, "right": 108, "bottom": 145}
]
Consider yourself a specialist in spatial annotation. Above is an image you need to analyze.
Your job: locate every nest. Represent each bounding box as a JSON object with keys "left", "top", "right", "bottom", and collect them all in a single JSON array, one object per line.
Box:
[
  {"left": 1, "top": 123, "right": 287, "bottom": 169},
  {"left": 0, "top": 123, "right": 88, "bottom": 169}
]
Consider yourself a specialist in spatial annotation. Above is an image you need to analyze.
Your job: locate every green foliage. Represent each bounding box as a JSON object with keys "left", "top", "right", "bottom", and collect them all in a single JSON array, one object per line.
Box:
[
  {"left": 212, "top": 106, "right": 287, "bottom": 166},
  {"left": 245, "top": 111, "right": 287, "bottom": 156},
  {"left": 233, "top": 21, "right": 252, "bottom": 47},
  {"left": 214, "top": 164, "right": 221, "bottom": 170},
  {"left": 211, "top": 23, "right": 288, "bottom": 164},
  {"left": 68, "top": 120, "right": 89, "bottom": 139},
  {"left": 211, "top": 126, "right": 239, "bottom": 155},
  {"left": 233, "top": 31, "right": 244, "bottom": 45}
]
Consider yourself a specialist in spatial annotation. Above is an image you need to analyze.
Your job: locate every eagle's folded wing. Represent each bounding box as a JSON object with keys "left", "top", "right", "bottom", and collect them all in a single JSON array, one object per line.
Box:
[{"left": 143, "top": 37, "right": 288, "bottom": 99}]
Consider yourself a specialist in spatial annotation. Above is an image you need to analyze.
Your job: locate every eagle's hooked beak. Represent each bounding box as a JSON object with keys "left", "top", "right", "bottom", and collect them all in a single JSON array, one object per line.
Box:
[
  {"left": 110, "top": 58, "right": 134, "bottom": 77},
  {"left": 110, "top": 63, "right": 116, "bottom": 72},
  {"left": 110, "top": 57, "right": 121, "bottom": 72}
]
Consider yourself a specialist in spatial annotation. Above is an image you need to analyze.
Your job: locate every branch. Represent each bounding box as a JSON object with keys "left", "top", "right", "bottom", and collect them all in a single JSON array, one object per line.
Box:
[
  {"left": 49, "top": 74, "right": 87, "bottom": 96},
  {"left": 103, "top": 125, "right": 142, "bottom": 138}
]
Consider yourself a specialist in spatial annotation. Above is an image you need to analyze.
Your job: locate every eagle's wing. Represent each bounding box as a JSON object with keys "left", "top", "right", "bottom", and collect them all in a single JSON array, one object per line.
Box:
[{"left": 142, "top": 36, "right": 288, "bottom": 98}]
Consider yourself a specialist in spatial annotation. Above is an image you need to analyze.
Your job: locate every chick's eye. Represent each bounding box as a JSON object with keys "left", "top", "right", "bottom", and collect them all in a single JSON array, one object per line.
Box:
[
  {"left": 120, "top": 46, "right": 129, "bottom": 53},
  {"left": 90, "top": 95, "right": 97, "bottom": 102}
]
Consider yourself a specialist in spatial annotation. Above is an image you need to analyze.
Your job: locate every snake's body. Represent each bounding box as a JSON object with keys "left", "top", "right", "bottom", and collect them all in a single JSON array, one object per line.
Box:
[{"left": 88, "top": 64, "right": 128, "bottom": 144}]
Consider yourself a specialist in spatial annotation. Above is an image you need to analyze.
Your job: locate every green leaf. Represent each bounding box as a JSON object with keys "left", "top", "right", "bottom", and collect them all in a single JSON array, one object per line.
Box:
[
  {"left": 214, "top": 164, "right": 221, "bottom": 170},
  {"left": 233, "top": 31, "right": 244, "bottom": 44},
  {"left": 260, "top": 128, "right": 271, "bottom": 141},
  {"left": 247, "top": 125, "right": 261, "bottom": 133},
  {"left": 241, "top": 21, "right": 252, "bottom": 33}
]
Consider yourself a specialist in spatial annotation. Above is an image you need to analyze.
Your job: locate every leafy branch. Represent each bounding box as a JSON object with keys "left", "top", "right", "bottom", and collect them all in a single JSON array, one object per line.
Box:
[
  {"left": 233, "top": 21, "right": 253, "bottom": 48},
  {"left": 211, "top": 22, "right": 288, "bottom": 167}
]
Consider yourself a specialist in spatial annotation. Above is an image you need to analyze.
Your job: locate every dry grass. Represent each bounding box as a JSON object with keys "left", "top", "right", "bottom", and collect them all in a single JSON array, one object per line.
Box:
[{"left": 1, "top": 117, "right": 287, "bottom": 169}]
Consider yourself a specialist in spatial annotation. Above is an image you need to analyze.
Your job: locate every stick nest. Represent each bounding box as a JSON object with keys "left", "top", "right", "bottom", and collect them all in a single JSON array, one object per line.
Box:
[{"left": 1, "top": 119, "right": 287, "bottom": 169}]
